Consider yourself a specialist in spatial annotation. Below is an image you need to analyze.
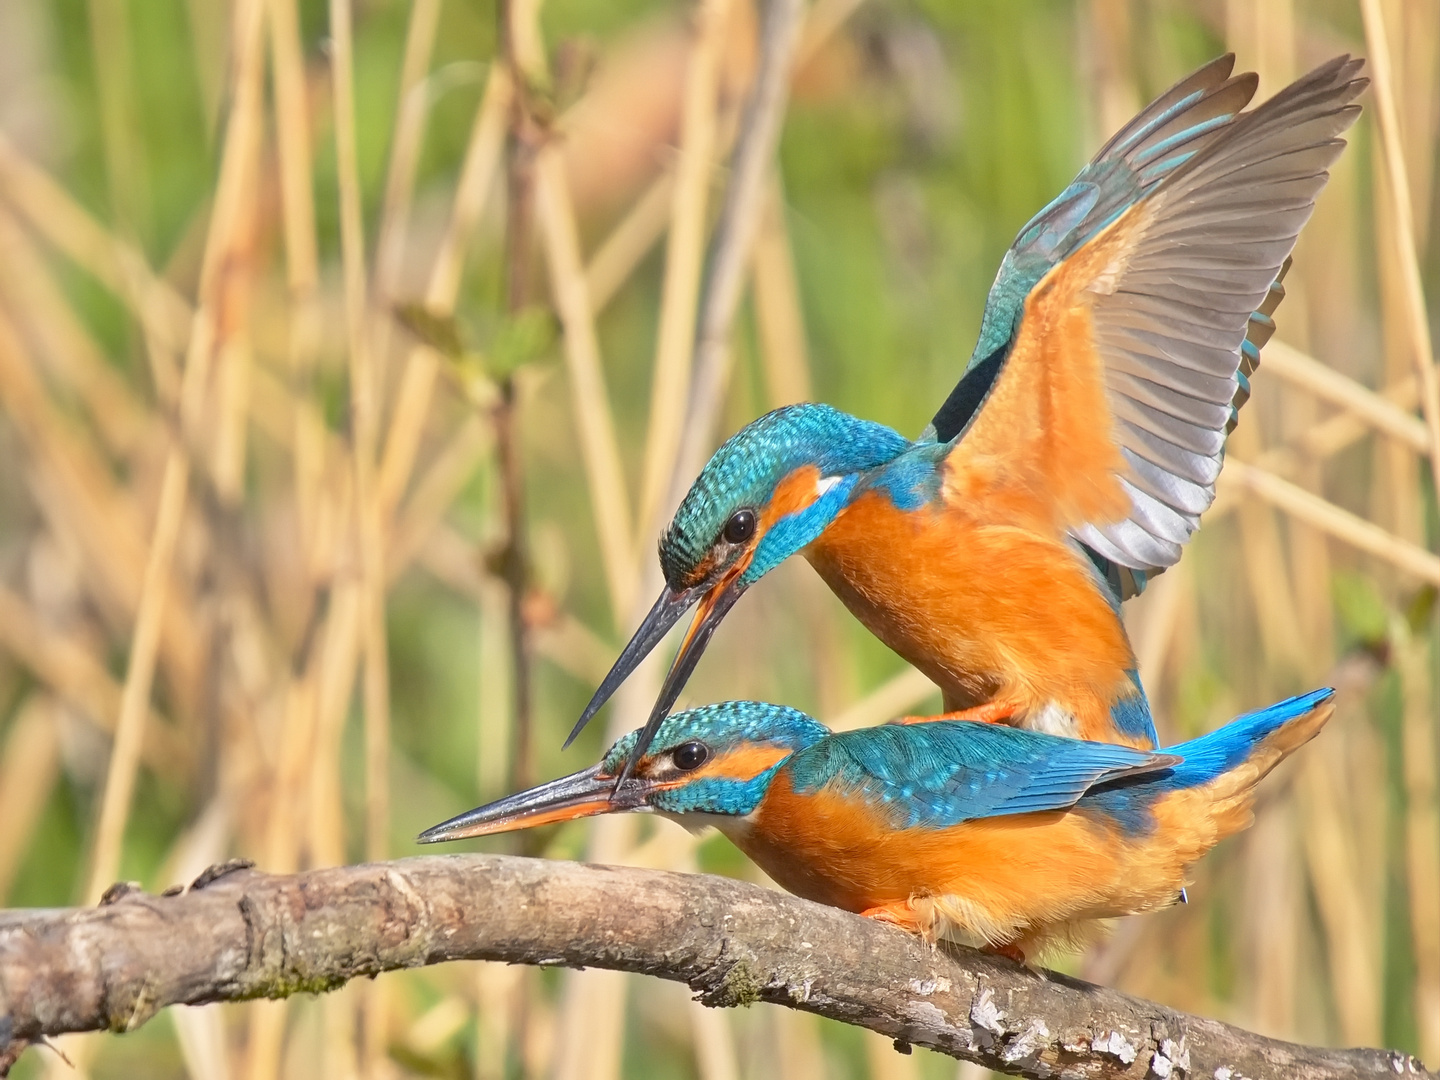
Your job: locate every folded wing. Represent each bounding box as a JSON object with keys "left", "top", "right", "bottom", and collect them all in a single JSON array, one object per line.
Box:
[{"left": 791, "top": 721, "right": 1174, "bottom": 828}]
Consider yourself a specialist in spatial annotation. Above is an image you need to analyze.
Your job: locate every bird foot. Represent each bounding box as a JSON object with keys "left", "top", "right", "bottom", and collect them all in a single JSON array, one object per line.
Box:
[
  {"left": 891, "top": 700, "right": 1021, "bottom": 726},
  {"left": 860, "top": 903, "right": 923, "bottom": 934},
  {"left": 985, "top": 941, "right": 1028, "bottom": 964}
]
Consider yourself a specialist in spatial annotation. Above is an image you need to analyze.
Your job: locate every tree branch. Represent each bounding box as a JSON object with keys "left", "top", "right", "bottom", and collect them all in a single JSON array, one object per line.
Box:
[{"left": 0, "top": 855, "right": 1430, "bottom": 1079}]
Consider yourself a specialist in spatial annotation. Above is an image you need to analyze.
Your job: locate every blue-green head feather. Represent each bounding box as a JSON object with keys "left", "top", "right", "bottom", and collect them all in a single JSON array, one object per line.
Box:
[
  {"left": 659, "top": 404, "right": 909, "bottom": 589},
  {"left": 603, "top": 701, "right": 829, "bottom": 816}
]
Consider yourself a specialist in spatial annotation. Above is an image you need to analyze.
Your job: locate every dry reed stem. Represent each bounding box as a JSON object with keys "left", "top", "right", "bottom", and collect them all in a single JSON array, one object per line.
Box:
[
  {"left": 1300, "top": 374, "right": 1419, "bottom": 458},
  {"left": 752, "top": 173, "right": 811, "bottom": 406},
  {"left": 0, "top": 133, "right": 187, "bottom": 390},
  {"left": 376, "top": 63, "right": 512, "bottom": 522},
  {"left": 1221, "top": 459, "right": 1440, "bottom": 585},
  {"left": 0, "top": 209, "right": 151, "bottom": 457},
  {"left": 85, "top": 0, "right": 149, "bottom": 242},
  {"left": 669, "top": 0, "right": 805, "bottom": 500},
  {"left": 1361, "top": 0, "right": 1440, "bottom": 510},
  {"left": 266, "top": 0, "right": 327, "bottom": 580},
  {"left": 1395, "top": 619, "right": 1440, "bottom": 1064},
  {"left": 0, "top": 583, "right": 180, "bottom": 768},
  {"left": 1264, "top": 340, "right": 1431, "bottom": 454},
  {"left": 385, "top": 416, "right": 493, "bottom": 583},
  {"left": 266, "top": 0, "right": 318, "bottom": 292},
  {"left": 636, "top": 0, "right": 736, "bottom": 552},
  {"left": 0, "top": 697, "right": 61, "bottom": 903},
  {"left": 328, "top": 0, "right": 391, "bottom": 869},
  {"left": 795, "top": 0, "right": 870, "bottom": 68},
  {"left": 864, "top": 1029, "right": 918, "bottom": 1080},
  {"left": 0, "top": 303, "right": 203, "bottom": 699},
  {"left": 84, "top": 0, "right": 268, "bottom": 913},
  {"left": 535, "top": 144, "right": 638, "bottom": 615},
  {"left": 584, "top": 167, "right": 676, "bottom": 315},
  {"left": 415, "top": 524, "right": 615, "bottom": 685},
  {"left": 84, "top": 452, "right": 191, "bottom": 904},
  {"left": 1298, "top": 743, "right": 1383, "bottom": 1044},
  {"left": 827, "top": 667, "right": 936, "bottom": 732},
  {"left": 1230, "top": 419, "right": 1312, "bottom": 678},
  {"left": 1207, "top": 374, "right": 1423, "bottom": 525},
  {"left": 374, "top": 0, "right": 444, "bottom": 306},
  {"left": 1128, "top": 558, "right": 1191, "bottom": 707}
]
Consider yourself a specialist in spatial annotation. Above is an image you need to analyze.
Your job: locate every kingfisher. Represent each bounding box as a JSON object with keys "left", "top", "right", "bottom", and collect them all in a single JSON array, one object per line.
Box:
[
  {"left": 566, "top": 55, "right": 1365, "bottom": 776},
  {"left": 423, "top": 688, "right": 1335, "bottom": 961}
]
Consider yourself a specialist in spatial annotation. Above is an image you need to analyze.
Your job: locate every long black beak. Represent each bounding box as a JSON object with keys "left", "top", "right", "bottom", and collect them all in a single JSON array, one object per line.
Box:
[
  {"left": 417, "top": 763, "right": 651, "bottom": 843},
  {"left": 613, "top": 574, "right": 745, "bottom": 785},
  {"left": 562, "top": 585, "right": 701, "bottom": 750}
]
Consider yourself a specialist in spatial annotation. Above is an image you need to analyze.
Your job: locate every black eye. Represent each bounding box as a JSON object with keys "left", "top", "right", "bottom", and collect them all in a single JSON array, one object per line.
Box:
[
  {"left": 672, "top": 741, "right": 709, "bottom": 771},
  {"left": 722, "top": 509, "right": 756, "bottom": 545}
]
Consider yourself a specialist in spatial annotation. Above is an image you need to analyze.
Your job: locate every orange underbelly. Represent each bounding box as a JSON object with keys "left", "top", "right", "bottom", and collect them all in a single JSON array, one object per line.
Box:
[
  {"left": 734, "top": 774, "right": 1205, "bottom": 944},
  {"left": 804, "top": 491, "right": 1137, "bottom": 735}
]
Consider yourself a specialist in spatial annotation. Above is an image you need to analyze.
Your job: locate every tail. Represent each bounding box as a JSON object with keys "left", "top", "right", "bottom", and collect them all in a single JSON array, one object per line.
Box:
[{"left": 1163, "top": 687, "right": 1335, "bottom": 835}]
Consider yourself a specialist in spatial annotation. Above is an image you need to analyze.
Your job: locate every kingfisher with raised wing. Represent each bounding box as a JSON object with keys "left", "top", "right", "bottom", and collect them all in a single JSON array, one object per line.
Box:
[
  {"left": 424, "top": 689, "right": 1334, "bottom": 961},
  {"left": 566, "top": 55, "right": 1364, "bottom": 774}
]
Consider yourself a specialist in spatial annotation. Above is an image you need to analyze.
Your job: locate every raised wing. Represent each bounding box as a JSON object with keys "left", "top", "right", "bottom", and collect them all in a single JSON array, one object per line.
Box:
[
  {"left": 933, "top": 56, "right": 1365, "bottom": 591},
  {"left": 786, "top": 720, "right": 1174, "bottom": 828}
]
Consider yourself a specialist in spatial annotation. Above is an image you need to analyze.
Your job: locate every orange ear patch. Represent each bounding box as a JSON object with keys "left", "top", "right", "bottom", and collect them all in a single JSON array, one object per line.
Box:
[
  {"left": 698, "top": 744, "right": 793, "bottom": 783},
  {"left": 762, "top": 465, "right": 824, "bottom": 529}
]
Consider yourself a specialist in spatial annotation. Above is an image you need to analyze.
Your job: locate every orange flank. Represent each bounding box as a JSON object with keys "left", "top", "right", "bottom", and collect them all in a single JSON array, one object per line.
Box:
[
  {"left": 729, "top": 758, "right": 1268, "bottom": 960},
  {"left": 806, "top": 489, "right": 1145, "bottom": 746}
]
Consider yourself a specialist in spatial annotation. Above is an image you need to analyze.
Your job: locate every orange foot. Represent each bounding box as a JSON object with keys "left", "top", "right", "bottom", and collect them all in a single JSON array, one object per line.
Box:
[
  {"left": 890, "top": 700, "right": 1022, "bottom": 726},
  {"left": 985, "top": 941, "right": 1027, "bottom": 964},
  {"left": 860, "top": 902, "right": 923, "bottom": 935}
]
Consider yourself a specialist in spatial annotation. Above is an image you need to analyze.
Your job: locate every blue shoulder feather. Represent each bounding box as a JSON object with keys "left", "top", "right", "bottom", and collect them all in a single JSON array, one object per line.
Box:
[{"left": 784, "top": 721, "right": 1169, "bottom": 829}]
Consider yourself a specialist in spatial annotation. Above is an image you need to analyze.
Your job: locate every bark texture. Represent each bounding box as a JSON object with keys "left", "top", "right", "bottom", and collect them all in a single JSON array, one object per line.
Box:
[{"left": 0, "top": 854, "right": 1431, "bottom": 1079}]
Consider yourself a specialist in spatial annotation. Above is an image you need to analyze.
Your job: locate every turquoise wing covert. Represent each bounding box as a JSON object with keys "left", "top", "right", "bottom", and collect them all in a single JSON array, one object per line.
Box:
[{"left": 784, "top": 721, "right": 1175, "bottom": 829}]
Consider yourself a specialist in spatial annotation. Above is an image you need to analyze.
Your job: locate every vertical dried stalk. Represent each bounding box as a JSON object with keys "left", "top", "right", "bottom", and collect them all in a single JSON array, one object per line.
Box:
[
  {"left": 1298, "top": 742, "right": 1383, "bottom": 1044},
  {"left": 86, "top": 0, "right": 150, "bottom": 241},
  {"left": 1084, "top": 0, "right": 1138, "bottom": 138},
  {"left": 328, "top": 4, "right": 391, "bottom": 1067},
  {"left": 535, "top": 146, "right": 637, "bottom": 614},
  {"left": 1395, "top": 619, "right": 1440, "bottom": 1063},
  {"left": 87, "top": 0, "right": 266, "bottom": 904},
  {"left": 752, "top": 175, "right": 811, "bottom": 407},
  {"left": 374, "top": 0, "right": 443, "bottom": 305},
  {"left": 864, "top": 1030, "right": 918, "bottom": 1080},
  {"left": 669, "top": 0, "right": 805, "bottom": 499},
  {"left": 376, "top": 63, "right": 512, "bottom": 521},
  {"left": 0, "top": 697, "right": 61, "bottom": 903},
  {"left": 827, "top": 667, "right": 935, "bottom": 732},
  {"left": 1361, "top": 0, "right": 1440, "bottom": 511},
  {"left": 584, "top": 169, "right": 676, "bottom": 316},
  {"left": 267, "top": 0, "right": 327, "bottom": 573},
  {"left": 491, "top": 381, "right": 533, "bottom": 790},
  {"left": 84, "top": 453, "right": 189, "bottom": 903},
  {"left": 635, "top": 0, "right": 735, "bottom": 547},
  {"left": 328, "top": 0, "right": 390, "bottom": 867}
]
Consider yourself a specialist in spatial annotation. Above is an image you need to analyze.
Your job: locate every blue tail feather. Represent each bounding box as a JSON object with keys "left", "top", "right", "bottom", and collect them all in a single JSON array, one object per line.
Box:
[
  {"left": 1078, "top": 687, "right": 1333, "bottom": 834},
  {"left": 1159, "top": 687, "right": 1334, "bottom": 790}
]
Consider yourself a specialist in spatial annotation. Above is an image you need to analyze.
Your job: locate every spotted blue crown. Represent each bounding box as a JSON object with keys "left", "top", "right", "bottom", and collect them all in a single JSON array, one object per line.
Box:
[{"left": 659, "top": 404, "right": 910, "bottom": 586}]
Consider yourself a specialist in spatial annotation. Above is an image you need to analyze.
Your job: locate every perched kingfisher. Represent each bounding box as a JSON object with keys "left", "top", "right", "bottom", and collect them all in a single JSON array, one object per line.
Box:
[
  {"left": 424, "top": 689, "right": 1335, "bottom": 961},
  {"left": 566, "top": 55, "right": 1365, "bottom": 776}
]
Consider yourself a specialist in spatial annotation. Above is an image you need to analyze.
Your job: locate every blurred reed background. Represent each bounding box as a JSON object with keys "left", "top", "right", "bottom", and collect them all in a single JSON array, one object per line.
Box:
[{"left": 0, "top": 0, "right": 1435, "bottom": 1076}]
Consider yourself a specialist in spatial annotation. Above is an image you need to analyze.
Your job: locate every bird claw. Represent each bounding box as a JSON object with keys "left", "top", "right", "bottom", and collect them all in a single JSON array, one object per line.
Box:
[
  {"left": 891, "top": 700, "right": 1021, "bottom": 726},
  {"left": 985, "top": 941, "right": 1028, "bottom": 964}
]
